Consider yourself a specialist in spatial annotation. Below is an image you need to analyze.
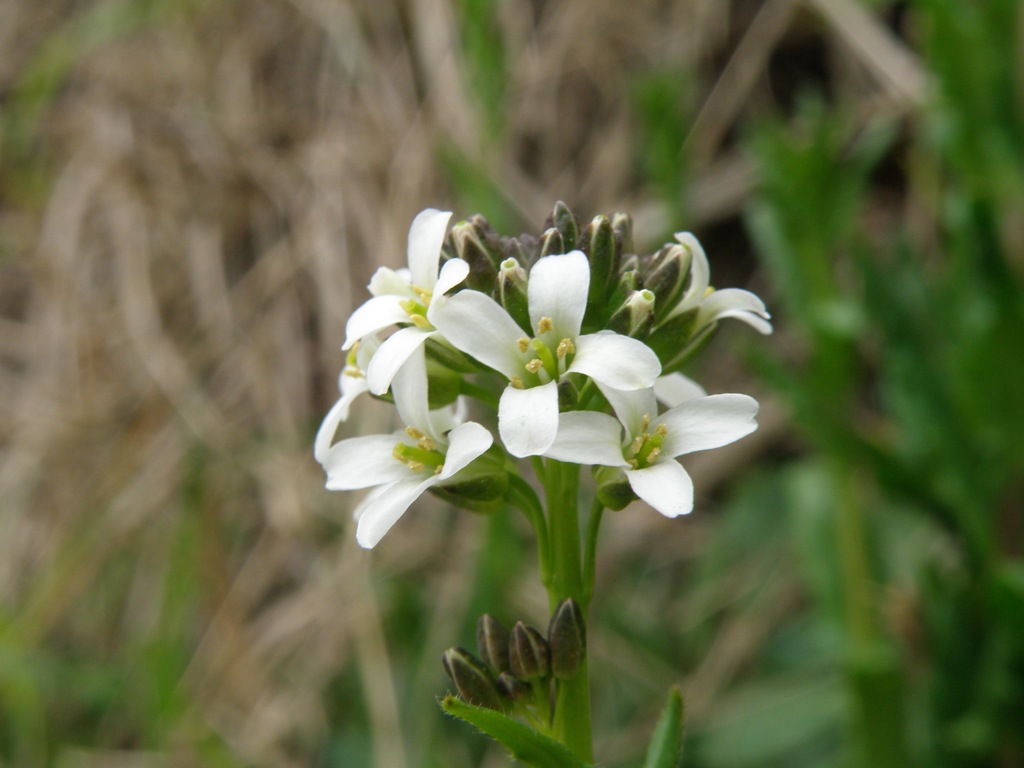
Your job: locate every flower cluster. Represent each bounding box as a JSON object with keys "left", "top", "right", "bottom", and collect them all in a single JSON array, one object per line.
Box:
[{"left": 316, "top": 202, "right": 771, "bottom": 547}]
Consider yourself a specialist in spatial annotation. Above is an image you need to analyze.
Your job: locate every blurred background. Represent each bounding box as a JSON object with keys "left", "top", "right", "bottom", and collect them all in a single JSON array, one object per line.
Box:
[{"left": 1, "top": 0, "right": 1022, "bottom": 766}]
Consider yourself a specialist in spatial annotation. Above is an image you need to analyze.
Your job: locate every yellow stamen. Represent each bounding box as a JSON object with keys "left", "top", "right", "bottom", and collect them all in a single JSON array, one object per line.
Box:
[
  {"left": 418, "top": 437, "right": 437, "bottom": 452},
  {"left": 408, "top": 461, "right": 425, "bottom": 473},
  {"left": 511, "top": 376, "right": 525, "bottom": 389},
  {"left": 405, "top": 426, "right": 425, "bottom": 439},
  {"left": 410, "top": 315, "right": 432, "bottom": 329},
  {"left": 536, "top": 317, "right": 553, "bottom": 334},
  {"left": 517, "top": 337, "right": 531, "bottom": 353},
  {"left": 434, "top": 465, "right": 444, "bottom": 475},
  {"left": 525, "top": 359, "right": 544, "bottom": 374},
  {"left": 556, "top": 338, "right": 575, "bottom": 359}
]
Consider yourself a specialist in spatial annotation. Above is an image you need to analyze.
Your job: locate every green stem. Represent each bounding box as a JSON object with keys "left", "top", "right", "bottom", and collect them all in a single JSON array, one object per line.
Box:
[
  {"left": 543, "top": 460, "right": 593, "bottom": 762},
  {"left": 583, "top": 500, "right": 604, "bottom": 609},
  {"left": 508, "top": 474, "right": 551, "bottom": 589}
]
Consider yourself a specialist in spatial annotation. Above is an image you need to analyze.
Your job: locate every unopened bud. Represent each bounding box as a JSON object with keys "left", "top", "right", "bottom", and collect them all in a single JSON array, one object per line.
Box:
[
  {"left": 477, "top": 614, "right": 511, "bottom": 673},
  {"left": 548, "top": 599, "right": 586, "bottom": 680},
  {"left": 552, "top": 201, "right": 579, "bottom": 251},
  {"left": 498, "top": 257, "right": 531, "bottom": 333},
  {"left": 538, "top": 227, "right": 565, "bottom": 259},
  {"left": 643, "top": 244, "right": 691, "bottom": 320},
  {"left": 593, "top": 465, "right": 636, "bottom": 511},
  {"left": 496, "top": 671, "right": 532, "bottom": 702},
  {"left": 450, "top": 217, "right": 501, "bottom": 292},
  {"left": 611, "top": 212, "right": 633, "bottom": 254},
  {"left": 442, "top": 647, "right": 505, "bottom": 710},
  {"left": 509, "top": 622, "right": 550, "bottom": 681},
  {"left": 579, "top": 215, "right": 617, "bottom": 323},
  {"left": 606, "top": 289, "right": 656, "bottom": 338}
]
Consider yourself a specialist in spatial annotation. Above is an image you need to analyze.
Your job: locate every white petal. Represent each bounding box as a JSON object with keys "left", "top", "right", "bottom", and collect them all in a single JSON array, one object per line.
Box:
[
  {"left": 366, "top": 326, "right": 433, "bottom": 395},
  {"left": 432, "top": 258, "right": 470, "bottom": 301},
  {"left": 430, "top": 291, "right": 526, "bottom": 378},
  {"left": 498, "top": 381, "right": 559, "bottom": 457},
  {"left": 368, "top": 266, "right": 413, "bottom": 298},
  {"left": 323, "top": 434, "right": 410, "bottom": 490},
  {"left": 700, "top": 288, "right": 773, "bottom": 334},
  {"left": 407, "top": 208, "right": 452, "bottom": 289},
  {"left": 673, "top": 232, "right": 710, "bottom": 312},
  {"left": 315, "top": 391, "right": 361, "bottom": 464},
  {"left": 658, "top": 394, "right": 759, "bottom": 458},
  {"left": 527, "top": 251, "right": 589, "bottom": 339},
  {"left": 596, "top": 383, "right": 657, "bottom": 437},
  {"left": 438, "top": 422, "right": 494, "bottom": 480},
  {"left": 627, "top": 461, "right": 695, "bottom": 518},
  {"left": 653, "top": 373, "right": 707, "bottom": 407},
  {"left": 355, "top": 476, "right": 437, "bottom": 548},
  {"left": 544, "top": 411, "right": 625, "bottom": 466},
  {"left": 343, "top": 296, "right": 409, "bottom": 349},
  {"left": 391, "top": 344, "right": 432, "bottom": 433},
  {"left": 570, "top": 331, "right": 661, "bottom": 390}
]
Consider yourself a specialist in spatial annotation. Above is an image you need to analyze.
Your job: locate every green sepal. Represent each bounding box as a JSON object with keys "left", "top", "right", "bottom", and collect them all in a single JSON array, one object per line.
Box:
[
  {"left": 593, "top": 466, "right": 635, "bottom": 511},
  {"left": 646, "top": 310, "right": 699, "bottom": 368},
  {"left": 552, "top": 201, "right": 579, "bottom": 251},
  {"left": 642, "top": 686, "right": 685, "bottom": 768},
  {"left": 440, "top": 695, "right": 593, "bottom": 768}
]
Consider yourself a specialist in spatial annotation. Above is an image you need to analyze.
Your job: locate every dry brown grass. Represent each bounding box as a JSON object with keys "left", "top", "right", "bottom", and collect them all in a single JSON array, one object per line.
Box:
[{"left": 0, "top": 0, "right": 925, "bottom": 764}]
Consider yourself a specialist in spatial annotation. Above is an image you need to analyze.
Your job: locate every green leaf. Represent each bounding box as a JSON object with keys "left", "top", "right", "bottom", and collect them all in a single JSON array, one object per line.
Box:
[
  {"left": 643, "top": 686, "right": 685, "bottom": 768},
  {"left": 440, "top": 695, "right": 592, "bottom": 768}
]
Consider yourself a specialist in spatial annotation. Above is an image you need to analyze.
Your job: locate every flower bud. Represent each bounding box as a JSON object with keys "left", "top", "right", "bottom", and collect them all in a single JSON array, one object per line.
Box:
[
  {"left": 611, "top": 212, "right": 633, "bottom": 254},
  {"left": 509, "top": 621, "right": 550, "bottom": 681},
  {"left": 496, "top": 671, "right": 532, "bottom": 702},
  {"left": 431, "top": 445, "right": 510, "bottom": 513},
  {"left": 646, "top": 308, "right": 699, "bottom": 369},
  {"left": 442, "top": 647, "right": 505, "bottom": 710},
  {"left": 548, "top": 599, "right": 586, "bottom": 680},
  {"left": 449, "top": 218, "right": 501, "bottom": 292},
  {"left": 606, "top": 288, "right": 656, "bottom": 338},
  {"left": 579, "top": 215, "right": 617, "bottom": 320},
  {"left": 498, "top": 257, "right": 531, "bottom": 333},
  {"left": 551, "top": 200, "right": 579, "bottom": 251},
  {"left": 643, "top": 243, "right": 691, "bottom": 321},
  {"left": 537, "top": 227, "right": 565, "bottom": 259},
  {"left": 593, "top": 465, "right": 636, "bottom": 511},
  {"left": 477, "top": 614, "right": 511, "bottom": 673}
]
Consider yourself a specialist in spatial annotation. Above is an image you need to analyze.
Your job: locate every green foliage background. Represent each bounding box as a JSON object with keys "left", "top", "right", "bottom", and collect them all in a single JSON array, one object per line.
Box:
[{"left": 0, "top": 0, "right": 1021, "bottom": 766}]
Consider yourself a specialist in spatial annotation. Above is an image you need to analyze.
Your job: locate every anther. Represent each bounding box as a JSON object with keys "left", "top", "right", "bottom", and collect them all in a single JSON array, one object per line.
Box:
[
  {"left": 517, "top": 337, "right": 531, "bottom": 353},
  {"left": 405, "top": 426, "right": 425, "bottom": 439},
  {"left": 525, "top": 359, "right": 544, "bottom": 374},
  {"left": 536, "top": 317, "right": 553, "bottom": 334},
  {"left": 418, "top": 437, "right": 437, "bottom": 452},
  {"left": 408, "top": 461, "right": 425, "bottom": 473},
  {"left": 410, "top": 315, "right": 432, "bottom": 329},
  {"left": 556, "top": 338, "right": 575, "bottom": 359},
  {"left": 510, "top": 376, "right": 525, "bottom": 389}
]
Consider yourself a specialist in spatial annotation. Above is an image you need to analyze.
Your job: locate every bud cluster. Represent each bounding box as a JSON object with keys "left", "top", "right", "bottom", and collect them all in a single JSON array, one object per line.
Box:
[{"left": 441, "top": 599, "right": 586, "bottom": 725}]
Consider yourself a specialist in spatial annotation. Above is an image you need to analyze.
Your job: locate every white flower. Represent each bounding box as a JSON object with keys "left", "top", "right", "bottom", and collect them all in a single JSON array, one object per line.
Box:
[
  {"left": 318, "top": 346, "right": 493, "bottom": 548},
  {"left": 544, "top": 384, "right": 758, "bottom": 518},
  {"left": 664, "top": 232, "right": 773, "bottom": 335},
  {"left": 430, "top": 251, "right": 662, "bottom": 458},
  {"left": 342, "top": 208, "right": 470, "bottom": 396},
  {"left": 313, "top": 334, "right": 379, "bottom": 465}
]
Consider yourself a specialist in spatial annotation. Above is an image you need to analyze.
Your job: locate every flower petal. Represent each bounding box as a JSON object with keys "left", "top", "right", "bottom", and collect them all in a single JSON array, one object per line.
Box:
[
  {"left": 438, "top": 421, "right": 494, "bottom": 480},
  {"left": 653, "top": 373, "right": 706, "bottom": 408},
  {"left": 366, "top": 326, "right": 433, "bottom": 395},
  {"left": 430, "top": 291, "right": 526, "bottom": 379},
  {"left": 368, "top": 266, "right": 413, "bottom": 298},
  {"left": 527, "top": 251, "right": 589, "bottom": 339},
  {"left": 343, "top": 296, "right": 409, "bottom": 350},
  {"left": 407, "top": 208, "right": 452, "bottom": 289},
  {"left": 314, "top": 389, "right": 362, "bottom": 464},
  {"left": 432, "top": 258, "right": 470, "bottom": 301},
  {"left": 674, "top": 232, "right": 710, "bottom": 311},
  {"left": 627, "top": 461, "right": 695, "bottom": 518},
  {"left": 657, "top": 394, "right": 759, "bottom": 458},
  {"left": 390, "top": 343, "right": 432, "bottom": 434},
  {"left": 323, "top": 434, "right": 411, "bottom": 489},
  {"left": 699, "top": 288, "right": 772, "bottom": 334},
  {"left": 355, "top": 476, "right": 437, "bottom": 548},
  {"left": 544, "top": 411, "right": 626, "bottom": 466},
  {"left": 596, "top": 383, "right": 657, "bottom": 437},
  {"left": 498, "top": 381, "right": 559, "bottom": 457},
  {"left": 570, "top": 331, "right": 661, "bottom": 390}
]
